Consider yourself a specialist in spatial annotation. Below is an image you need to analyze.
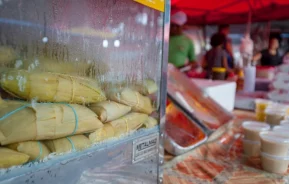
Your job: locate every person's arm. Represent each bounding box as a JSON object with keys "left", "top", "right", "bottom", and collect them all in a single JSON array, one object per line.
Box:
[
  {"left": 187, "top": 39, "right": 198, "bottom": 67},
  {"left": 226, "top": 41, "right": 234, "bottom": 59},
  {"left": 252, "top": 52, "right": 262, "bottom": 65},
  {"left": 201, "top": 55, "right": 207, "bottom": 69},
  {"left": 222, "top": 51, "right": 233, "bottom": 73},
  {"left": 222, "top": 56, "right": 231, "bottom": 73}
]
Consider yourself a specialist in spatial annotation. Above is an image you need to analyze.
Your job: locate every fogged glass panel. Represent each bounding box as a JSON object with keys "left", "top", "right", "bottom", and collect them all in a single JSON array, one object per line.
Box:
[{"left": 0, "top": 0, "right": 163, "bottom": 169}]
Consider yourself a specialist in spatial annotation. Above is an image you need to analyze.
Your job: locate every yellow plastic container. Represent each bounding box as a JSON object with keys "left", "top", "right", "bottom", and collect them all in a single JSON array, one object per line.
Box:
[
  {"left": 255, "top": 99, "right": 272, "bottom": 112},
  {"left": 256, "top": 111, "right": 266, "bottom": 122},
  {"left": 212, "top": 67, "right": 226, "bottom": 80},
  {"left": 212, "top": 67, "right": 226, "bottom": 73}
]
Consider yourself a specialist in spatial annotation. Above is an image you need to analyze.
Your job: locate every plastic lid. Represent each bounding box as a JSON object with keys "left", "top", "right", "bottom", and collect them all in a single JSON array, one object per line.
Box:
[
  {"left": 280, "top": 124, "right": 289, "bottom": 128},
  {"left": 280, "top": 120, "right": 289, "bottom": 125},
  {"left": 242, "top": 121, "right": 270, "bottom": 132},
  {"left": 255, "top": 98, "right": 272, "bottom": 104},
  {"left": 243, "top": 139, "right": 260, "bottom": 145},
  {"left": 267, "top": 103, "right": 289, "bottom": 109},
  {"left": 265, "top": 108, "right": 286, "bottom": 115},
  {"left": 212, "top": 67, "right": 226, "bottom": 73},
  {"left": 260, "top": 131, "right": 289, "bottom": 144},
  {"left": 261, "top": 152, "right": 289, "bottom": 160},
  {"left": 273, "top": 125, "right": 289, "bottom": 130},
  {"left": 272, "top": 126, "right": 289, "bottom": 134}
]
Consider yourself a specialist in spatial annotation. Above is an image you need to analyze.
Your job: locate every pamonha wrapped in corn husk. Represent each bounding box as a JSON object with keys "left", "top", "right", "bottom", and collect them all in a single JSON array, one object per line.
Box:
[
  {"left": 0, "top": 46, "right": 18, "bottom": 67},
  {"left": 109, "top": 88, "right": 153, "bottom": 114},
  {"left": 143, "top": 117, "right": 158, "bottom": 128},
  {"left": 7, "top": 141, "right": 50, "bottom": 161},
  {"left": 88, "top": 101, "right": 131, "bottom": 122},
  {"left": 102, "top": 79, "right": 158, "bottom": 96},
  {"left": 0, "top": 147, "right": 29, "bottom": 168},
  {"left": 132, "top": 79, "right": 158, "bottom": 95},
  {"left": 44, "top": 135, "right": 91, "bottom": 154},
  {"left": 16, "top": 56, "right": 92, "bottom": 75},
  {"left": 0, "top": 99, "right": 103, "bottom": 145},
  {"left": 89, "top": 112, "right": 148, "bottom": 143},
  {"left": 15, "top": 56, "right": 110, "bottom": 77},
  {"left": 0, "top": 70, "right": 106, "bottom": 104}
]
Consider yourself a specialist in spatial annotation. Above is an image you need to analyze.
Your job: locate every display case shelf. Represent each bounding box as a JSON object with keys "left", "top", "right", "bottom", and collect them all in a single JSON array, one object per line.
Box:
[{"left": 0, "top": 127, "right": 159, "bottom": 184}]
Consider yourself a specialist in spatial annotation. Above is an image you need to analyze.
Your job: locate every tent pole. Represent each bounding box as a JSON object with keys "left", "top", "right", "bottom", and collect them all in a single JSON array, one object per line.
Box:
[{"left": 246, "top": 11, "right": 252, "bottom": 35}]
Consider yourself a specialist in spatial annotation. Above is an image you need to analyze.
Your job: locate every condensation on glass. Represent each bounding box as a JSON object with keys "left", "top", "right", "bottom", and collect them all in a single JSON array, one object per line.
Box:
[{"left": 0, "top": 0, "right": 164, "bottom": 176}]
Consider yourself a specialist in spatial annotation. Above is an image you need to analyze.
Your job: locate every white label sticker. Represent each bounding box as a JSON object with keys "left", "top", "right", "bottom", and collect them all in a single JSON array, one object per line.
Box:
[{"left": 132, "top": 133, "right": 159, "bottom": 164}]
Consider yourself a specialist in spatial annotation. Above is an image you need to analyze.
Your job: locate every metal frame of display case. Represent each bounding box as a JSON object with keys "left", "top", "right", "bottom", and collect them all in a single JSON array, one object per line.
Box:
[
  {"left": 158, "top": 0, "right": 171, "bottom": 183},
  {"left": 0, "top": 0, "right": 170, "bottom": 184}
]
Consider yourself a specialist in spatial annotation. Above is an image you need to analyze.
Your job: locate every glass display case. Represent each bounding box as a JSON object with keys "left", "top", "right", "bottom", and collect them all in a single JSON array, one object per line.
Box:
[{"left": 0, "top": 0, "right": 169, "bottom": 183}]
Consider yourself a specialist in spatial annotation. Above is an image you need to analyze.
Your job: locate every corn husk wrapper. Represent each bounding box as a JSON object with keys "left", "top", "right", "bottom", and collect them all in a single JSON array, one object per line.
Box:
[
  {"left": 88, "top": 101, "right": 131, "bottom": 122},
  {"left": 0, "top": 46, "right": 18, "bottom": 66},
  {"left": 102, "top": 79, "right": 158, "bottom": 96},
  {"left": 0, "top": 70, "right": 106, "bottom": 104},
  {"left": 89, "top": 124, "right": 115, "bottom": 143},
  {"left": 0, "top": 100, "right": 103, "bottom": 145},
  {"left": 0, "top": 147, "right": 29, "bottom": 168},
  {"left": 109, "top": 88, "right": 153, "bottom": 114},
  {"left": 14, "top": 56, "right": 109, "bottom": 77},
  {"left": 89, "top": 112, "right": 148, "bottom": 143},
  {"left": 44, "top": 135, "right": 91, "bottom": 154},
  {"left": 132, "top": 79, "right": 158, "bottom": 95},
  {"left": 17, "top": 57, "right": 91, "bottom": 75},
  {"left": 143, "top": 117, "right": 158, "bottom": 129},
  {"left": 7, "top": 141, "right": 50, "bottom": 161}
]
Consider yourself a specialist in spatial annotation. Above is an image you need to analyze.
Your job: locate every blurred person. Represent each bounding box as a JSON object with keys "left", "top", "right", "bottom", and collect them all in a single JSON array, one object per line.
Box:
[
  {"left": 240, "top": 33, "right": 254, "bottom": 67},
  {"left": 169, "top": 11, "right": 197, "bottom": 69},
  {"left": 213, "top": 24, "right": 235, "bottom": 69},
  {"left": 282, "top": 39, "right": 289, "bottom": 64},
  {"left": 202, "top": 33, "right": 233, "bottom": 79},
  {"left": 253, "top": 37, "right": 282, "bottom": 66}
]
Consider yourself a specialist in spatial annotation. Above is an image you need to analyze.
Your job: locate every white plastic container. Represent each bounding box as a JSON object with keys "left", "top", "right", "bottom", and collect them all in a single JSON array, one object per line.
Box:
[
  {"left": 191, "top": 79, "right": 236, "bottom": 112},
  {"left": 260, "top": 131, "right": 289, "bottom": 157},
  {"left": 265, "top": 109, "right": 286, "bottom": 126},
  {"left": 273, "top": 125, "right": 289, "bottom": 133},
  {"left": 243, "top": 66, "right": 256, "bottom": 93},
  {"left": 243, "top": 139, "right": 261, "bottom": 157},
  {"left": 242, "top": 121, "right": 270, "bottom": 141},
  {"left": 280, "top": 120, "right": 289, "bottom": 126},
  {"left": 261, "top": 152, "right": 289, "bottom": 174}
]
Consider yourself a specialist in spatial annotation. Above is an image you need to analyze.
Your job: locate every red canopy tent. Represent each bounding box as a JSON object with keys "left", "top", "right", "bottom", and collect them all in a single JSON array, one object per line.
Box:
[{"left": 171, "top": 0, "right": 289, "bottom": 25}]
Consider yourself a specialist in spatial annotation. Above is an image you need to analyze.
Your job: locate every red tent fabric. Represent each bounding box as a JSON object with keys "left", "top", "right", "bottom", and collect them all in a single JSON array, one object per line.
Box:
[{"left": 171, "top": 0, "right": 289, "bottom": 25}]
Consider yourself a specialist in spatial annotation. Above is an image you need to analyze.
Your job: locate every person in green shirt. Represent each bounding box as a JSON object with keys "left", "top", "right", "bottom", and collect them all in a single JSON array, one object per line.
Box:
[{"left": 169, "top": 11, "right": 196, "bottom": 69}]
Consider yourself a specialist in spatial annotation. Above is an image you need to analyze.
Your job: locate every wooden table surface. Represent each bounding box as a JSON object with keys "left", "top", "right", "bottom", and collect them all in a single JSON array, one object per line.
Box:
[{"left": 163, "top": 110, "right": 289, "bottom": 184}]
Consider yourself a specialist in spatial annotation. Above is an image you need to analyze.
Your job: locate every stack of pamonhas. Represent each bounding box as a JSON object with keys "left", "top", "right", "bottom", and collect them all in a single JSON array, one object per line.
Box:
[{"left": 0, "top": 68, "right": 158, "bottom": 169}]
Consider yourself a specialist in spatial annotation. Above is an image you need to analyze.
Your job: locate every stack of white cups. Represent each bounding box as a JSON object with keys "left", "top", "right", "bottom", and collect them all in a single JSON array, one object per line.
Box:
[
  {"left": 260, "top": 129, "right": 289, "bottom": 174},
  {"left": 242, "top": 121, "right": 270, "bottom": 157}
]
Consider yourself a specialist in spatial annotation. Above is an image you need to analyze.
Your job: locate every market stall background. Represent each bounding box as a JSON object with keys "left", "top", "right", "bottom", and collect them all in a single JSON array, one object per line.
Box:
[{"left": 164, "top": 0, "right": 289, "bottom": 183}]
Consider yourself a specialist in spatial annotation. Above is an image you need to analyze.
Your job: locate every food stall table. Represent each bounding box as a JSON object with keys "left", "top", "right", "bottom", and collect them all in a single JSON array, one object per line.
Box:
[{"left": 163, "top": 110, "right": 289, "bottom": 184}]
